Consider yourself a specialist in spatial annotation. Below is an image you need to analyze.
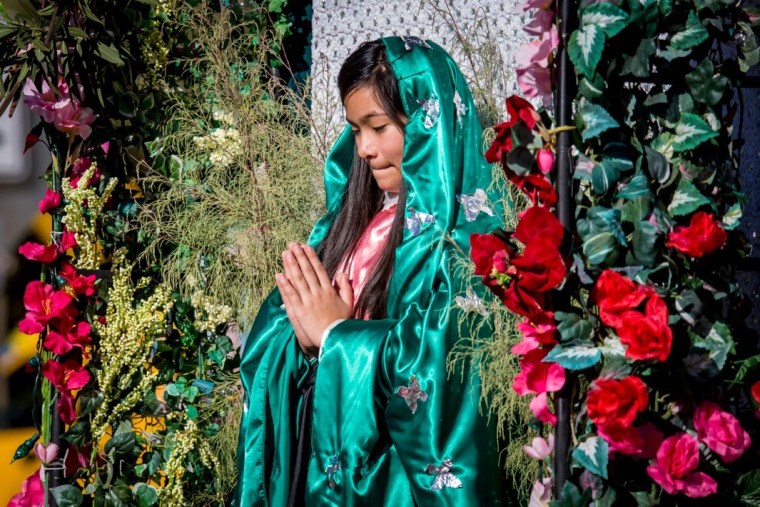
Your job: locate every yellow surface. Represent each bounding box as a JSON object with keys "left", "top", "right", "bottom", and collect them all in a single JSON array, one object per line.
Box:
[{"left": 0, "top": 428, "right": 41, "bottom": 505}]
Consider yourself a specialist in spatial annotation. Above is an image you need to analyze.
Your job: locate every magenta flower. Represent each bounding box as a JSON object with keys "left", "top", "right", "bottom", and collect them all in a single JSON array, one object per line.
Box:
[
  {"left": 528, "top": 477, "right": 553, "bottom": 507},
  {"left": 536, "top": 148, "right": 554, "bottom": 174},
  {"left": 516, "top": 27, "right": 558, "bottom": 107},
  {"left": 59, "top": 262, "right": 97, "bottom": 297},
  {"left": 38, "top": 188, "right": 62, "bottom": 214},
  {"left": 8, "top": 469, "right": 44, "bottom": 507},
  {"left": 529, "top": 392, "right": 557, "bottom": 424},
  {"left": 18, "top": 242, "right": 58, "bottom": 263},
  {"left": 693, "top": 401, "right": 751, "bottom": 463},
  {"left": 647, "top": 433, "right": 718, "bottom": 498},
  {"left": 524, "top": 10, "right": 554, "bottom": 36},
  {"left": 41, "top": 359, "right": 90, "bottom": 424},
  {"left": 18, "top": 281, "right": 74, "bottom": 335},
  {"left": 43, "top": 319, "right": 92, "bottom": 355}
]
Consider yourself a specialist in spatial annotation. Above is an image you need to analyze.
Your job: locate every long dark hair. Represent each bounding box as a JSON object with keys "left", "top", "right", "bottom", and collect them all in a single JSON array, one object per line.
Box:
[{"left": 317, "top": 40, "right": 407, "bottom": 319}]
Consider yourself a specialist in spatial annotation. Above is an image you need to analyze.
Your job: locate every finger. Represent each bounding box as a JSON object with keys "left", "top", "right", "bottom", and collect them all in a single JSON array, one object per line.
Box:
[
  {"left": 336, "top": 272, "right": 354, "bottom": 309},
  {"left": 289, "top": 243, "right": 321, "bottom": 293},
  {"left": 283, "top": 249, "right": 311, "bottom": 297},
  {"left": 302, "top": 244, "right": 332, "bottom": 288},
  {"left": 276, "top": 272, "right": 302, "bottom": 308}
]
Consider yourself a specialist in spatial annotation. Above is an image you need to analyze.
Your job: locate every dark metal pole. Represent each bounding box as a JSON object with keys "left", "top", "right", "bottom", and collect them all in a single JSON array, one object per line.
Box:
[{"left": 553, "top": 0, "right": 577, "bottom": 497}]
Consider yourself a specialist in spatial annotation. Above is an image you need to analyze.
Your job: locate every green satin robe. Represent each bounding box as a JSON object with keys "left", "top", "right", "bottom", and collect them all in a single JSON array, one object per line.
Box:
[{"left": 236, "top": 36, "right": 509, "bottom": 506}]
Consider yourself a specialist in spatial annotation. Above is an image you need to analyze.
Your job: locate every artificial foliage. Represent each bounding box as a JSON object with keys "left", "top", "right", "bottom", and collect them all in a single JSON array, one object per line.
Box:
[
  {"left": 0, "top": 0, "right": 300, "bottom": 505},
  {"left": 473, "top": 0, "right": 760, "bottom": 505}
]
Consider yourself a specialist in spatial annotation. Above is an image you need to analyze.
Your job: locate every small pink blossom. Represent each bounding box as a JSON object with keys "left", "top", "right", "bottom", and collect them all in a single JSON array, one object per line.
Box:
[
  {"left": 34, "top": 442, "right": 59, "bottom": 464},
  {"left": 18, "top": 242, "right": 58, "bottom": 263},
  {"left": 528, "top": 477, "right": 553, "bottom": 507},
  {"left": 22, "top": 78, "right": 64, "bottom": 123},
  {"left": 54, "top": 99, "right": 95, "bottom": 140},
  {"left": 524, "top": 433, "right": 554, "bottom": 460},
  {"left": 693, "top": 401, "right": 751, "bottom": 463},
  {"left": 530, "top": 392, "right": 557, "bottom": 424},
  {"left": 38, "top": 189, "right": 62, "bottom": 214},
  {"left": 524, "top": 10, "right": 555, "bottom": 36},
  {"left": 536, "top": 149, "right": 554, "bottom": 174}
]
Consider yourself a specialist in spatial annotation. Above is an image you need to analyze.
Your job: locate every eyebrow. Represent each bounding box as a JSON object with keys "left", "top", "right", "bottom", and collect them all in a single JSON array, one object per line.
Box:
[{"left": 346, "top": 111, "right": 389, "bottom": 125}]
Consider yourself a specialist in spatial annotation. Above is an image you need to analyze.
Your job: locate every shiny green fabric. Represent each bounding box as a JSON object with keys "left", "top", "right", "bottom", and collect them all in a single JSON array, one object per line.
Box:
[{"left": 236, "top": 37, "right": 509, "bottom": 506}]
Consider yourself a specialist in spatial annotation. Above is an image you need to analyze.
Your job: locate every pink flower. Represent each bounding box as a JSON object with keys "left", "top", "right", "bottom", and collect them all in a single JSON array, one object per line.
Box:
[
  {"left": 22, "top": 78, "right": 63, "bottom": 123},
  {"left": 524, "top": 434, "right": 554, "bottom": 460},
  {"left": 693, "top": 401, "right": 751, "bottom": 463},
  {"left": 515, "top": 27, "right": 558, "bottom": 107},
  {"left": 34, "top": 442, "right": 59, "bottom": 464},
  {"left": 57, "top": 231, "right": 78, "bottom": 252},
  {"left": 513, "top": 312, "right": 557, "bottom": 354},
  {"left": 18, "top": 281, "right": 74, "bottom": 335},
  {"left": 513, "top": 348, "right": 566, "bottom": 395},
  {"left": 524, "top": 10, "right": 555, "bottom": 37},
  {"left": 38, "top": 188, "right": 62, "bottom": 214},
  {"left": 54, "top": 99, "right": 95, "bottom": 140},
  {"left": 646, "top": 433, "right": 718, "bottom": 498},
  {"left": 18, "top": 242, "right": 58, "bottom": 263},
  {"left": 536, "top": 148, "right": 554, "bottom": 175},
  {"left": 59, "top": 262, "right": 96, "bottom": 297},
  {"left": 522, "top": 0, "right": 553, "bottom": 10},
  {"left": 528, "top": 477, "right": 553, "bottom": 507},
  {"left": 41, "top": 359, "right": 90, "bottom": 424},
  {"left": 70, "top": 157, "right": 101, "bottom": 188},
  {"left": 516, "top": 66, "right": 553, "bottom": 108},
  {"left": 8, "top": 469, "right": 44, "bottom": 507},
  {"left": 43, "top": 319, "right": 92, "bottom": 355},
  {"left": 530, "top": 392, "right": 556, "bottom": 424}
]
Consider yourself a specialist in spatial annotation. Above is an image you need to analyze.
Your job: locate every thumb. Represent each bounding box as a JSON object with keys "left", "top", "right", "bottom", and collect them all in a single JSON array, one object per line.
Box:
[{"left": 337, "top": 272, "right": 354, "bottom": 308}]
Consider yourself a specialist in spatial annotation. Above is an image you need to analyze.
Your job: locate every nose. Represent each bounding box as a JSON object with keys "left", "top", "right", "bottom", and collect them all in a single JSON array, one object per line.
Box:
[{"left": 356, "top": 134, "right": 376, "bottom": 162}]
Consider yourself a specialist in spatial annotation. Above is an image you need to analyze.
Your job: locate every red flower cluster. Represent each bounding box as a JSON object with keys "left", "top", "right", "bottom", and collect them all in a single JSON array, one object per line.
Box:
[
  {"left": 666, "top": 211, "right": 727, "bottom": 258},
  {"left": 595, "top": 270, "right": 672, "bottom": 362}
]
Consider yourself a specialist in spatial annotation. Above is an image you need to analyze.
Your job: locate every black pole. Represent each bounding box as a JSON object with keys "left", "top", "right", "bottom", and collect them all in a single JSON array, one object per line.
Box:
[{"left": 553, "top": 0, "right": 577, "bottom": 497}]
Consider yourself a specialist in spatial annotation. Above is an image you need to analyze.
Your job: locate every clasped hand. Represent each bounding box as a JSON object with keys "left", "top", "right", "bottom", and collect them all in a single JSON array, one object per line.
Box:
[{"left": 275, "top": 243, "right": 353, "bottom": 358}]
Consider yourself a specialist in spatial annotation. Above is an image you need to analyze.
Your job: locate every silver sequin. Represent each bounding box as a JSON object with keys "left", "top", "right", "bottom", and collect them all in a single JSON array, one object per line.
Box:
[
  {"left": 425, "top": 459, "right": 463, "bottom": 490},
  {"left": 453, "top": 90, "right": 467, "bottom": 124},
  {"left": 457, "top": 189, "right": 494, "bottom": 222},
  {"left": 325, "top": 455, "right": 341, "bottom": 489},
  {"left": 401, "top": 35, "right": 432, "bottom": 51},
  {"left": 454, "top": 287, "right": 489, "bottom": 316},
  {"left": 396, "top": 375, "right": 428, "bottom": 414},
  {"left": 405, "top": 208, "right": 436, "bottom": 236},
  {"left": 417, "top": 97, "right": 440, "bottom": 129}
]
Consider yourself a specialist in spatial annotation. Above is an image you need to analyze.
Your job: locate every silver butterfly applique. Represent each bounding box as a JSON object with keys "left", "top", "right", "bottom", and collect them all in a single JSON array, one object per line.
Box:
[
  {"left": 453, "top": 90, "right": 467, "bottom": 124},
  {"left": 425, "top": 459, "right": 463, "bottom": 491},
  {"left": 405, "top": 208, "right": 436, "bottom": 236},
  {"left": 325, "top": 455, "right": 341, "bottom": 489},
  {"left": 457, "top": 188, "right": 494, "bottom": 222},
  {"left": 396, "top": 375, "right": 428, "bottom": 414},
  {"left": 417, "top": 97, "right": 440, "bottom": 129},
  {"left": 401, "top": 35, "right": 432, "bottom": 51},
  {"left": 454, "top": 287, "right": 489, "bottom": 316}
]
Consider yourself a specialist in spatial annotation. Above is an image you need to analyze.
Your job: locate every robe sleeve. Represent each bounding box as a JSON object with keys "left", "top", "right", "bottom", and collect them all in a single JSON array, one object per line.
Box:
[{"left": 309, "top": 271, "right": 503, "bottom": 505}]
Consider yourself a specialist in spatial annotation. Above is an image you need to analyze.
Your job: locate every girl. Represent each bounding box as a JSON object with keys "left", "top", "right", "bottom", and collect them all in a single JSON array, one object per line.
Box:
[{"left": 236, "top": 36, "right": 508, "bottom": 506}]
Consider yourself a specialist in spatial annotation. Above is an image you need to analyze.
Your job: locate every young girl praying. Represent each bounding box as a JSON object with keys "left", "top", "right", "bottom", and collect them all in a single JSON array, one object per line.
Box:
[{"left": 236, "top": 36, "right": 508, "bottom": 506}]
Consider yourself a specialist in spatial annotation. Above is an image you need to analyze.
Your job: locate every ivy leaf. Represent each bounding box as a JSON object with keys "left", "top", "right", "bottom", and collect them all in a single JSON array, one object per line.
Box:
[
  {"left": 105, "top": 431, "right": 136, "bottom": 456},
  {"left": 569, "top": 25, "right": 605, "bottom": 77},
  {"left": 693, "top": 321, "right": 734, "bottom": 371},
  {"left": 582, "top": 3, "right": 630, "bottom": 37},
  {"left": 686, "top": 59, "right": 728, "bottom": 106},
  {"left": 555, "top": 312, "right": 594, "bottom": 342},
  {"left": 631, "top": 491, "right": 658, "bottom": 507},
  {"left": 583, "top": 232, "right": 618, "bottom": 265},
  {"left": 667, "top": 178, "right": 711, "bottom": 217},
  {"left": 51, "top": 485, "right": 83, "bottom": 507},
  {"left": 549, "top": 482, "right": 593, "bottom": 507},
  {"left": 632, "top": 220, "right": 658, "bottom": 267},
  {"left": 722, "top": 203, "right": 742, "bottom": 230},
  {"left": 644, "top": 146, "right": 670, "bottom": 184},
  {"left": 622, "top": 197, "right": 652, "bottom": 224},
  {"left": 134, "top": 483, "right": 158, "bottom": 507},
  {"left": 572, "top": 436, "right": 609, "bottom": 479},
  {"left": 544, "top": 341, "right": 602, "bottom": 370},
  {"left": 616, "top": 172, "right": 652, "bottom": 200},
  {"left": 672, "top": 113, "right": 718, "bottom": 152},
  {"left": 622, "top": 38, "right": 656, "bottom": 77},
  {"left": 63, "top": 423, "right": 88, "bottom": 447},
  {"left": 578, "top": 103, "right": 620, "bottom": 141},
  {"left": 737, "top": 470, "right": 760, "bottom": 506},
  {"left": 670, "top": 11, "right": 709, "bottom": 50}
]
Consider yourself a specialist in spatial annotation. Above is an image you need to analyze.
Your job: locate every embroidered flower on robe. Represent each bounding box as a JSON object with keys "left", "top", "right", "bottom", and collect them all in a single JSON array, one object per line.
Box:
[
  {"left": 457, "top": 189, "right": 494, "bottom": 222},
  {"left": 325, "top": 455, "right": 341, "bottom": 489},
  {"left": 417, "top": 97, "right": 440, "bottom": 129},
  {"left": 401, "top": 35, "right": 432, "bottom": 51},
  {"left": 425, "top": 459, "right": 463, "bottom": 490},
  {"left": 405, "top": 208, "right": 436, "bottom": 236},
  {"left": 396, "top": 375, "right": 428, "bottom": 414}
]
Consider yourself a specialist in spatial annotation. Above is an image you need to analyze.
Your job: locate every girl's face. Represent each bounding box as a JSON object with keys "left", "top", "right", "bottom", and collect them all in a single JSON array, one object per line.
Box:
[{"left": 344, "top": 86, "right": 406, "bottom": 193}]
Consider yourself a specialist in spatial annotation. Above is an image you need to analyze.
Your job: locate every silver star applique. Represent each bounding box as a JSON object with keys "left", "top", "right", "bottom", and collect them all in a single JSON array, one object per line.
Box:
[
  {"left": 401, "top": 35, "right": 432, "bottom": 51},
  {"left": 457, "top": 189, "right": 494, "bottom": 222},
  {"left": 396, "top": 375, "right": 428, "bottom": 414},
  {"left": 453, "top": 90, "right": 467, "bottom": 124},
  {"left": 405, "top": 208, "right": 436, "bottom": 236},
  {"left": 325, "top": 454, "right": 341, "bottom": 489},
  {"left": 425, "top": 459, "right": 463, "bottom": 491},
  {"left": 417, "top": 97, "right": 440, "bottom": 129},
  {"left": 454, "top": 287, "right": 489, "bottom": 316}
]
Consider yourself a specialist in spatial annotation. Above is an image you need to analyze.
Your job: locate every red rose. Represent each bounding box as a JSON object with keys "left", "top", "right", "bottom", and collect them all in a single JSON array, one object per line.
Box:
[
  {"left": 485, "top": 96, "right": 540, "bottom": 163},
  {"left": 751, "top": 380, "right": 760, "bottom": 404},
  {"left": 470, "top": 233, "right": 513, "bottom": 280},
  {"left": 587, "top": 375, "right": 649, "bottom": 430},
  {"left": 617, "top": 294, "right": 672, "bottom": 362},
  {"left": 647, "top": 433, "right": 718, "bottom": 498},
  {"left": 598, "top": 422, "right": 662, "bottom": 459},
  {"left": 594, "top": 270, "right": 649, "bottom": 328},
  {"left": 512, "top": 238, "right": 567, "bottom": 293},
  {"left": 693, "top": 401, "right": 751, "bottom": 463},
  {"left": 485, "top": 122, "right": 513, "bottom": 164},
  {"left": 666, "top": 211, "right": 727, "bottom": 258},
  {"left": 515, "top": 206, "right": 564, "bottom": 249}
]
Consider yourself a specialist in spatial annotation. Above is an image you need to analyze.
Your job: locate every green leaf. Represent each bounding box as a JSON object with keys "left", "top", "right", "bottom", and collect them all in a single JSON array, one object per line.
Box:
[
  {"left": 631, "top": 491, "right": 658, "bottom": 507},
  {"left": 105, "top": 431, "right": 136, "bottom": 456},
  {"left": 186, "top": 404, "right": 199, "bottom": 419},
  {"left": 578, "top": 103, "right": 620, "bottom": 141},
  {"left": 686, "top": 59, "right": 728, "bottom": 106},
  {"left": 622, "top": 197, "right": 652, "bottom": 224},
  {"left": 588, "top": 207, "right": 626, "bottom": 245},
  {"left": 572, "top": 436, "right": 609, "bottom": 479},
  {"left": 549, "top": 482, "right": 592, "bottom": 507},
  {"left": 622, "top": 38, "right": 656, "bottom": 77},
  {"left": 582, "top": 4, "right": 630, "bottom": 36},
  {"left": 95, "top": 42, "right": 125, "bottom": 66},
  {"left": 737, "top": 470, "right": 760, "bottom": 505},
  {"left": 670, "top": 11, "right": 709, "bottom": 50},
  {"left": 596, "top": 487, "right": 617, "bottom": 507},
  {"left": 583, "top": 232, "right": 617, "bottom": 265},
  {"left": 555, "top": 312, "right": 594, "bottom": 342},
  {"left": 63, "top": 423, "right": 88, "bottom": 447},
  {"left": 51, "top": 485, "right": 83, "bottom": 507},
  {"left": 79, "top": 390, "right": 103, "bottom": 416},
  {"left": 134, "top": 483, "right": 158, "bottom": 507},
  {"left": 544, "top": 341, "right": 601, "bottom": 370},
  {"left": 591, "top": 163, "right": 618, "bottom": 195},
  {"left": 667, "top": 178, "right": 711, "bottom": 217},
  {"left": 632, "top": 220, "right": 658, "bottom": 267},
  {"left": 117, "top": 92, "right": 139, "bottom": 118},
  {"left": 722, "top": 203, "right": 742, "bottom": 230},
  {"left": 579, "top": 74, "right": 605, "bottom": 99},
  {"left": 672, "top": 113, "right": 718, "bottom": 152},
  {"left": 616, "top": 172, "right": 652, "bottom": 200},
  {"left": 693, "top": 321, "right": 734, "bottom": 371},
  {"left": 569, "top": 25, "right": 605, "bottom": 77},
  {"left": 644, "top": 146, "right": 670, "bottom": 184}
]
